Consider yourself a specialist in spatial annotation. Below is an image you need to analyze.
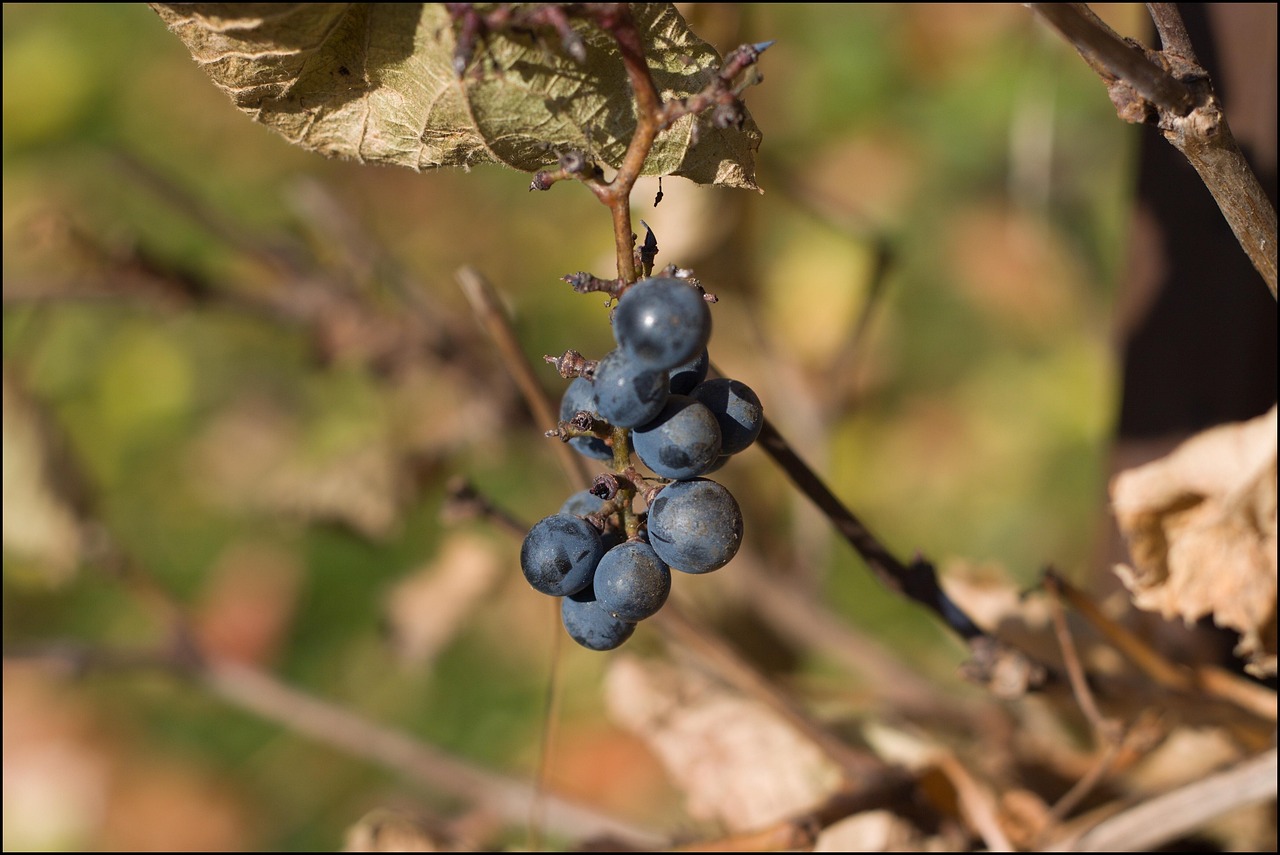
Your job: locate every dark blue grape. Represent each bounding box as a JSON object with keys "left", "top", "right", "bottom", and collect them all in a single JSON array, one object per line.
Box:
[
  {"left": 668, "top": 347, "right": 710, "bottom": 395},
  {"left": 691, "top": 378, "right": 763, "bottom": 455},
  {"left": 562, "top": 586, "right": 636, "bottom": 651},
  {"left": 612, "top": 277, "right": 711, "bottom": 371},
  {"left": 592, "top": 349, "right": 669, "bottom": 428},
  {"left": 520, "top": 514, "right": 603, "bottom": 596},
  {"left": 593, "top": 541, "right": 671, "bottom": 621},
  {"left": 703, "top": 454, "right": 730, "bottom": 474},
  {"left": 631, "top": 395, "right": 721, "bottom": 480},
  {"left": 645, "top": 479, "right": 743, "bottom": 574},
  {"left": 560, "top": 490, "right": 624, "bottom": 550},
  {"left": 560, "top": 489, "right": 605, "bottom": 517},
  {"left": 560, "top": 377, "right": 611, "bottom": 461}
]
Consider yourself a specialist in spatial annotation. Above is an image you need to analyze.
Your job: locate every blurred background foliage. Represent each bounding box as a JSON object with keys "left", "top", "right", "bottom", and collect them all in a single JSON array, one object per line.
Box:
[{"left": 4, "top": 4, "right": 1143, "bottom": 850}]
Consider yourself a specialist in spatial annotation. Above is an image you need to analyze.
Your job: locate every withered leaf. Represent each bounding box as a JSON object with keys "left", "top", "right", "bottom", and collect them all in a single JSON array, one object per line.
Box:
[
  {"left": 604, "top": 655, "right": 841, "bottom": 832},
  {"left": 150, "top": 3, "right": 760, "bottom": 189},
  {"left": 1111, "top": 405, "right": 1278, "bottom": 676}
]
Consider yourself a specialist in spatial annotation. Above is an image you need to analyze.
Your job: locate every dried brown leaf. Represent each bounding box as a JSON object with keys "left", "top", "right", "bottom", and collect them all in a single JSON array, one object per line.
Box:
[
  {"left": 1111, "top": 405, "right": 1278, "bottom": 676},
  {"left": 149, "top": 3, "right": 760, "bottom": 189},
  {"left": 604, "top": 655, "right": 841, "bottom": 832}
]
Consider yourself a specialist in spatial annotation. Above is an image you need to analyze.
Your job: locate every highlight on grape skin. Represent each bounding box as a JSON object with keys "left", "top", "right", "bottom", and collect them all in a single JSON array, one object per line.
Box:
[{"left": 612, "top": 276, "right": 711, "bottom": 371}]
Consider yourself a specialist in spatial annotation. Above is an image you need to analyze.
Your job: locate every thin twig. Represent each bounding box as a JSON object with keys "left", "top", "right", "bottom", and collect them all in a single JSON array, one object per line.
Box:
[
  {"left": 5, "top": 643, "right": 663, "bottom": 847},
  {"left": 827, "top": 239, "right": 894, "bottom": 411},
  {"left": 527, "top": 597, "right": 565, "bottom": 853},
  {"left": 1043, "top": 572, "right": 1116, "bottom": 740},
  {"left": 1040, "top": 572, "right": 1133, "bottom": 829},
  {"left": 442, "top": 476, "right": 528, "bottom": 539},
  {"left": 203, "top": 657, "right": 661, "bottom": 848},
  {"left": 755, "top": 416, "right": 1050, "bottom": 696},
  {"left": 1048, "top": 571, "right": 1277, "bottom": 722},
  {"left": 933, "top": 751, "right": 1015, "bottom": 852},
  {"left": 1145, "top": 3, "right": 1198, "bottom": 63},
  {"left": 456, "top": 266, "right": 593, "bottom": 491},
  {"left": 1047, "top": 741, "right": 1123, "bottom": 827},
  {"left": 12, "top": 639, "right": 660, "bottom": 839}
]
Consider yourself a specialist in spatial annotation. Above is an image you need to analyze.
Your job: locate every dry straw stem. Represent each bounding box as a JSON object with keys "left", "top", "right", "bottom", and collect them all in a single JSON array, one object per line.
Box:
[
  {"left": 456, "top": 265, "right": 593, "bottom": 492},
  {"left": 1048, "top": 746, "right": 1278, "bottom": 851},
  {"left": 200, "top": 658, "right": 662, "bottom": 847},
  {"left": 7, "top": 642, "right": 661, "bottom": 848},
  {"left": 1043, "top": 572, "right": 1118, "bottom": 741},
  {"left": 1029, "top": 3, "right": 1278, "bottom": 297}
]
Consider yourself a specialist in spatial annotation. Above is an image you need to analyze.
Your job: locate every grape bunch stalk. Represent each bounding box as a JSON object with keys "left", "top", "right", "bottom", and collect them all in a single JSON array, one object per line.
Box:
[{"left": 520, "top": 275, "right": 764, "bottom": 650}]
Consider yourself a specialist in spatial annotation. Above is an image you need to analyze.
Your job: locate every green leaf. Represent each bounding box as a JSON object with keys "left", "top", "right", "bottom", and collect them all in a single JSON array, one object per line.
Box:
[{"left": 150, "top": 3, "right": 761, "bottom": 190}]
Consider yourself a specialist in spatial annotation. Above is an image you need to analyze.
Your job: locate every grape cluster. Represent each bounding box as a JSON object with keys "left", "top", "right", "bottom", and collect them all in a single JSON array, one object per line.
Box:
[{"left": 521, "top": 276, "right": 763, "bottom": 650}]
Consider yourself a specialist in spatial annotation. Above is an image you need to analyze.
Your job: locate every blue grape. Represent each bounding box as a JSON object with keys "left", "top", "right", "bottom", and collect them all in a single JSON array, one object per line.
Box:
[
  {"left": 593, "top": 541, "right": 671, "bottom": 621},
  {"left": 668, "top": 347, "right": 709, "bottom": 395},
  {"left": 560, "top": 489, "right": 605, "bottom": 517},
  {"left": 520, "top": 514, "right": 603, "bottom": 596},
  {"left": 562, "top": 586, "right": 636, "bottom": 651},
  {"left": 560, "top": 490, "right": 624, "bottom": 550},
  {"left": 560, "top": 377, "right": 612, "bottom": 461},
  {"left": 612, "top": 277, "right": 711, "bottom": 371},
  {"left": 645, "top": 479, "right": 743, "bottom": 574},
  {"left": 592, "top": 349, "right": 669, "bottom": 428},
  {"left": 703, "top": 454, "right": 730, "bottom": 474},
  {"left": 691, "top": 378, "right": 763, "bottom": 455},
  {"left": 631, "top": 395, "right": 721, "bottom": 480}
]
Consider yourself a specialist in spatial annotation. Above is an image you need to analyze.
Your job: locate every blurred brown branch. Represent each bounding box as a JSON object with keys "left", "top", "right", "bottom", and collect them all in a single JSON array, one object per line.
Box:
[{"left": 5, "top": 640, "right": 663, "bottom": 848}]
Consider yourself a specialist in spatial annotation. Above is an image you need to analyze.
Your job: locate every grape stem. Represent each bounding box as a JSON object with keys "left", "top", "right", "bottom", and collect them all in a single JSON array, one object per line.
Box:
[{"left": 531, "top": 4, "right": 766, "bottom": 289}]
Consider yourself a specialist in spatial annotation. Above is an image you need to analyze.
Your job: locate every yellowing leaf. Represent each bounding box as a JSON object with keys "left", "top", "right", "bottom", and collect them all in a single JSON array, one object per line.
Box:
[
  {"left": 1111, "top": 405, "right": 1278, "bottom": 676},
  {"left": 150, "top": 3, "right": 760, "bottom": 189}
]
